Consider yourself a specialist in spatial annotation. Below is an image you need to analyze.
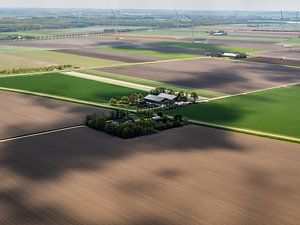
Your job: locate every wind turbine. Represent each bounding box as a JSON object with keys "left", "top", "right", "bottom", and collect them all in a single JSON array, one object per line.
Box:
[
  {"left": 280, "top": 10, "right": 285, "bottom": 46},
  {"left": 296, "top": 10, "right": 299, "bottom": 31},
  {"left": 184, "top": 14, "right": 201, "bottom": 43},
  {"left": 234, "top": 11, "right": 239, "bottom": 25},
  {"left": 111, "top": 9, "right": 119, "bottom": 35},
  {"left": 174, "top": 10, "right": 180, "bottom": 30}
]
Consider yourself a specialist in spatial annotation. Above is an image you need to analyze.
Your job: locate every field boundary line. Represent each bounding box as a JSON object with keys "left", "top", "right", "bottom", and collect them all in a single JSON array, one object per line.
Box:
[
  {"left": 207, "top": 82, "right": 300, "bottom": 102},
  {"left": 0, "top": 125, "right": 85, "bottom": 143},
  {"left": 0, "top": 87, "right": 136, "bottom": 112},
  {"left": 189, "top": 120, "right": 300, "bottom": 144},
  {"left": 63, "top": 71, "right": 154, "bottom": 91}
]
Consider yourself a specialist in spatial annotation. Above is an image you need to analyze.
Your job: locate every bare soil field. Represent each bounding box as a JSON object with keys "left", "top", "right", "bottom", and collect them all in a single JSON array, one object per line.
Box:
[
  {"left": 0, "top": 125, "right": 299, "bottom": 225},
  {"left": 206, "top": 39, "right": 279, "bottom": 50},
  {"left": 55, "top": 48, "right": 165, "bottom": 63},
  {"left": 101, "top": 58, "right": 300, "bottom": 95},
  {"left": 245, "top": 56, "right": 300, "bottom": 67},
  {"left": 1, "top": 37, "right": 129, "bottom": 49},
  {"left": 0, "top": 91, "right": 109, "bottom": 139},
  {"left": 258, "top": 47, "right": 300, "bottom": 61}
]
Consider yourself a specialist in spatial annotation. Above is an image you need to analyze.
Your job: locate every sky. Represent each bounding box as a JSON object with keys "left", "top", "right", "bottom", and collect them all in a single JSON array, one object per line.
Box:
[{"left": 0, "top": 0, "right": 298, "bottom": 11}]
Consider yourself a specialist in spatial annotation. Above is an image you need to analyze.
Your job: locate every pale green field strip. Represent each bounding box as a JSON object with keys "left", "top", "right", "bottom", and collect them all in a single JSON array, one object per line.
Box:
[
  {"left": 63, "top": 71, "right": 154, "bottom": 91},
  {"left": 100, "top": 46, "right": 197, "bottom": 59},
  {"left": 190, "top": 120, "right": 300, "bottom": 144},
  {"left": 82, "top": 69, "right": 224, "bottom": 98},
  {"left": 16, "top": 50, "right": 123, "bottom": 68},
  {"left": 0, "top": 87, "right": 136, "bottom": 112}
]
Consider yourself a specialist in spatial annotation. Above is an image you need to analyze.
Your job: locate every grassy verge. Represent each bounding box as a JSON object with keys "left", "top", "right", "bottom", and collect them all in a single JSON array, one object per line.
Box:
[
  {"left": 167, "top": 85, "right": 300, "bottom": 139},
  {"left": 0, "top": 72, "right": 146, "bottom": 103},
  {"left": 81, "top": 69, "right": 224, "bottom": 98}
]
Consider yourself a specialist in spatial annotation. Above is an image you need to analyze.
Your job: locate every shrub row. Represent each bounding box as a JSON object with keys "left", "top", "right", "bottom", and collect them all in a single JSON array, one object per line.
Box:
[{"left": 0, "top": 65, "right": 74, "bottom": 75}]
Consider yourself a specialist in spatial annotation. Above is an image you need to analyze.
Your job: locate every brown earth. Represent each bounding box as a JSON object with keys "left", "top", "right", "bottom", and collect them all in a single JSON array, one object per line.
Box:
[
  {"left": 0, "top": 91, "right": 109, "bottom": 139},
  {"left": 0, "top": 125, "right": 299, "bottom": 225},
  {"left": 54, "top": 48, "right": 166, "bottom": 63},
  {"left": 259, "top": 47, "right": 300, "bottom": 61},
  {"left": 206, "top": 39, "right": 279, "bottom": 50},
  {"left": 245, "top": 56, "right": 300, "bottom": 67},
  {"left": 101, "top": 58, "right": 300, "bottom": 95}
]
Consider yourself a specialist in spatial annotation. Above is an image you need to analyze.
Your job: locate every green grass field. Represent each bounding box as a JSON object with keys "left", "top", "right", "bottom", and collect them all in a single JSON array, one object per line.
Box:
[
  {"left": 100, "top": 46, "right": 197, "bottom": 59},
  {"left": 0, "top": 73, "right": 145, "bottom": 103},
  {"left": 160, "top": 41, "right": 259, "bottom": 53},
  {"left": 167, "top": 86, "right": 300, "bottom": 138},
  {"left": 82, "top": 69, "right": 224, "bottom": 98}
]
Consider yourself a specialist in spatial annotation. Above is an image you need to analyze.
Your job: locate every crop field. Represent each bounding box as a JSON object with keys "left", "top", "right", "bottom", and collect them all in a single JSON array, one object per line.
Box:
[
  {"left": 0, "top": 91, "right": 109, "bottom": 139},
  {"left": 0, "top": 125, "right": 299, "bottom": 225},
  {"left": 54, "top": 47, "right": 167, "bottom": 63},
  {"left": 0, "top": 73, "right": 145, "bottom": 103},
  {"left": 82, "top": 69, "right": 222, "bottom": 98},
  {"left": 257, "top": 47, "right": 300, "bottom": 61},
  {"left": 101, "top": 58, "right": 300, "bottom": 95},
  {"left": 168, "top": 85, "right": 300, "bottom": 139},
  {"left": 17, "top": 50, "right": 122, "bottom": 68},
  {"left": 100, "top": 46, "right": 197, "bottom": 59}
]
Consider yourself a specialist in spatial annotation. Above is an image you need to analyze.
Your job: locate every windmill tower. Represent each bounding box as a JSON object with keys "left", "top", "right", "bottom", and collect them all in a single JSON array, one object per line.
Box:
[
  {"left": 174, "top": 10, "right": 180, "bottom": 30},
  {"left": 184, "top": 14, "right": 201, "bottom": 43},
  {"left": 280, "top": 10, "right": 285, "bottom": 46}
]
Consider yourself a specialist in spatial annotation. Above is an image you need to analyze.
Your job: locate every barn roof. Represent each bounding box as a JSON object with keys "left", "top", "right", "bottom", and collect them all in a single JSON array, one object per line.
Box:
[
  {"left": 144, "top": 94, "right": 166, "bottom": 103},
  {"left": 158, "top": 93, "right": 177, "bottom": 100}
]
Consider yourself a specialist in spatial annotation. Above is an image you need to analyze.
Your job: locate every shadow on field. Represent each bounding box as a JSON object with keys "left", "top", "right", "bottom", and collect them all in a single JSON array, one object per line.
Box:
[{"left": 0, "top": 125, "right": 243, "bottom": 181}]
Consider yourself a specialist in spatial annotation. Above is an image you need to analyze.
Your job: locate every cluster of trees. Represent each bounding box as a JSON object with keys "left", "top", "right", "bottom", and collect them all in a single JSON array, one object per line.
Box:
[
  {"left": 109, "top": 93, "right": 144, "bottom": 106},
  {"left": 0, "top": 65, "right": 73, "bottom": 75},
  {"left": 85, "top": 110, "right": 187, "bottom": 139},
  {"left": 150, "top": 87, "right": 199, "bottom": 102},
  {"left": 85, "top": 112, "right": 156, "bottom": 139}
]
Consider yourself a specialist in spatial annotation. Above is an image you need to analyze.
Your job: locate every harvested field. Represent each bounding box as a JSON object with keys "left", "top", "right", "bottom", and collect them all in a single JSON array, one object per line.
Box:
[
  {"left": 101, "top": 58, "right": 300, "bottom": 95},
  {"left": 0, "top": 53, "right": 54, "bottom": 69},
  {"left": 206, "top": 39, "right": 279, "bottom": 50},
  {"left": 54, "top": 48, "right": 165, "bottom": 63},
  {"left": 0, "top": 125, "right": 299, "bottom": 225},
  {"left": 245, "top": 56, "right": 300, "bottom": 67},
  {"left": 1, "top": 37, "right": 143, "bottom": 50},
  {"left": 258, "top": 47, "right": 300, "bottom": 61},
  {"left": 0, "top": 91, "right": 109, "bottom": 139}
]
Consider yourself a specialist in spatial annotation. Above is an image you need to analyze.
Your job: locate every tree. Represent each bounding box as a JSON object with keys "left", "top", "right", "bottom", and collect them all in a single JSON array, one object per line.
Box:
[
  {"left": 95, "top": 117, "right": 106, "bottom": 131},
  {"left": 191, "top": 92, "right": 198, "bottom": 102},
  {"left": 109, "top": 98, "right": 118, "bottom": 105},
  {"left": 121, "top": 96, "right": 129, "bottom": 104}
]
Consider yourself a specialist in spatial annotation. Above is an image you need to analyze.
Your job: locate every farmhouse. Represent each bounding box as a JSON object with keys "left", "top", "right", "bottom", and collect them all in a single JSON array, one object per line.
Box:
[
  {"left": 144, "top": 93, "right": 178, "bottom": 105},
  {"left": 157, "top": 93, "right": 178, "bottom": 101},
  {"left": 144, "top": 94, "right": 166, "bottom": 104}
]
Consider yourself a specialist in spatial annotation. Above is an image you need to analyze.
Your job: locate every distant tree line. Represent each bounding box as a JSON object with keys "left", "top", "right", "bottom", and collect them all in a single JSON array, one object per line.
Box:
[{"left": 0, "top": 65, "right": 74, "bottom": 75}]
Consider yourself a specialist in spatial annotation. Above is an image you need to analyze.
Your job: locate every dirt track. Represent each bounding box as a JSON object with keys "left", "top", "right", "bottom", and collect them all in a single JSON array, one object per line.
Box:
[
  {"left": 101, "top": 58, "right": 300, "bottom": 95},
  {"left": 0, "top": 125, "right": 299, "bottom": 225},
  {"left": 0, "top": 91, "right": 109, "bottom": 139}
]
